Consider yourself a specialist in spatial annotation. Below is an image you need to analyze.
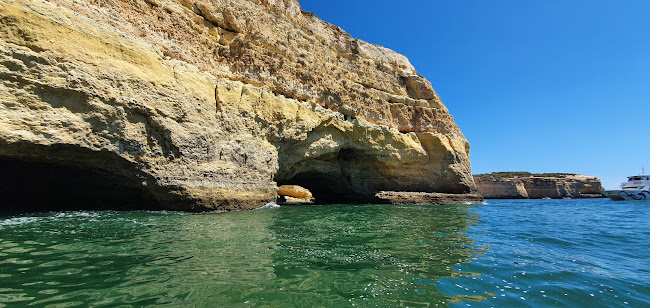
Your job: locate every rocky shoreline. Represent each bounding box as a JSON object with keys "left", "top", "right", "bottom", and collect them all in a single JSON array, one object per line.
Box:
[
  {"left": 474, "top": 172, "right": 603, "bottom": 199},
  {"left": 0, "top": 0, "right": 479, "bottom": 211}
]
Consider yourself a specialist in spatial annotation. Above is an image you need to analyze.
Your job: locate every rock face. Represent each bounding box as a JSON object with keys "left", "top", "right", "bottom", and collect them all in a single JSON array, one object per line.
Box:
[
  {"left": 474, "top": 173, "right": 603, "bottom": 199},
  {"left": 0, "top": 0, "right": 477, "bottom": 211},
  {"left": 474, "top": 179, "right": 529, "bottom": 199}
]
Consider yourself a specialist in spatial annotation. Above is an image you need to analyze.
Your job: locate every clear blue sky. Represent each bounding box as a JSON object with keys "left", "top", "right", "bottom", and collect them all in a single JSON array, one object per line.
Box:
[{"left": 300, "top": 0, "right": 650, "bottom": 189}]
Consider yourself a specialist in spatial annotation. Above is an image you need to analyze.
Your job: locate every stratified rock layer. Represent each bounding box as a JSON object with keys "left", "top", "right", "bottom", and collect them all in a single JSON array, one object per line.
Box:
[
  {"left": 0, "top": 0, "right": 476, "bottom": 211},
  {"left": 474, "top": 174, "right": 603, "bottom": 199}
]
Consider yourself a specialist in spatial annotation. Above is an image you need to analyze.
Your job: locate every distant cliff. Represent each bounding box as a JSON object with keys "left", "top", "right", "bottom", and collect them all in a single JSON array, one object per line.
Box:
[{"left": 474, "top": 172, "right": 603, "bottom": 199}]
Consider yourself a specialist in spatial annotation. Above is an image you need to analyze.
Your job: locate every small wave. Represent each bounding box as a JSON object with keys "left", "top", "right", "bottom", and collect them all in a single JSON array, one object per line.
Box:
[
  {"left": 0, "top": 216, "right": 42, "bottom": 227},
  {"left": 256, "top": 202, "right": 280, "bottom": 210},
  {"left": 140, "top": 210, "right": 192, "bottom": 216},
  {"left": 462, "top": 201, "right": 488, "bottom": 205},
  {"left": 53, "top": 211, "right": 100, "bottom": 219}
]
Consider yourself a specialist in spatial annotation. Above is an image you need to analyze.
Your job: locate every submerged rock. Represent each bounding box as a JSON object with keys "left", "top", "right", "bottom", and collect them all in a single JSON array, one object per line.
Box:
[{"left": 0, "top": 0, "right": 477, "bottom": 211}]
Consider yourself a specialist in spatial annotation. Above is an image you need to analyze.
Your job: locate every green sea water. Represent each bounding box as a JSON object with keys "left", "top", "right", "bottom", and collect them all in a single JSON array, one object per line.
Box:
[{"left": 1, "top": 199, "right": 649, "bottom": 307}]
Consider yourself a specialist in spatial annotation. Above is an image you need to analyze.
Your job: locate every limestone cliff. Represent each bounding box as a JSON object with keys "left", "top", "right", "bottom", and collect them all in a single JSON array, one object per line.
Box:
[
  {"left": 474, "top": 173, "right": 603, "bottom": 199},
  {"left": 0, "top": 0, "right": 478, "bottom": 211}
]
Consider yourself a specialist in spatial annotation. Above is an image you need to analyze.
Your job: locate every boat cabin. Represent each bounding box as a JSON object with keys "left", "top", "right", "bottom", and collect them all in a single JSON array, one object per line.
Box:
[
  {"left": 621, "top": 175, "right": 650, "bottom": 190},
  {"left": 627, "top": 175, "right": 650, "bottom": 181}
]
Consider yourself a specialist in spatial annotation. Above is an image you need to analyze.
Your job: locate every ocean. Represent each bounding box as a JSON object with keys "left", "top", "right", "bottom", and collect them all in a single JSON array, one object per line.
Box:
[{"left": 0, "top": 199, "right": 648, "bottom": 307}]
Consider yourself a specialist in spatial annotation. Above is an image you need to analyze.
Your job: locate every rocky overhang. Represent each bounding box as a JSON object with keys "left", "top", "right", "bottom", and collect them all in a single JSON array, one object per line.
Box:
[{"left": 0, "top": 0, "right": 478, "bottom": 211}]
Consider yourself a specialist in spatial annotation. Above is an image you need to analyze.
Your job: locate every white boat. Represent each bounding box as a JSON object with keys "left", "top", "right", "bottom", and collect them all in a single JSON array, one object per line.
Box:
[{"left": 603, "top": 174, "right": 650, "bottom": 201}]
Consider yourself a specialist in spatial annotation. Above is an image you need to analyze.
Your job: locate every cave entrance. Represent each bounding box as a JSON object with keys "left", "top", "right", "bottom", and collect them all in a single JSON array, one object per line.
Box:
[
  {"left": 0, "top": 157, "right": 158, "bottom": 213},
  {"left": 275, "top": 148, "right": 385, "bottom": 204},
  {"left": 278, "top": 171, "right": 350, "bottom": 204}
]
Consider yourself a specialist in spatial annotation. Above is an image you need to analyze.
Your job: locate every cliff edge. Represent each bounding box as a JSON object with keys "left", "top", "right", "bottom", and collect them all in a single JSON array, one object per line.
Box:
[
  {"left": 0, "top": 0, "right": 478, "bottom": 211},
  {"left": 474, "top": 172, "right": 603, "bottom": 199}
]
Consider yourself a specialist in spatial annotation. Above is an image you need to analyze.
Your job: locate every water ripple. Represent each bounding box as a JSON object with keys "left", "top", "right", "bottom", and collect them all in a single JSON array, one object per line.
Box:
[{"left": 0, "top": 200, "right": 648, "bottom": 306}]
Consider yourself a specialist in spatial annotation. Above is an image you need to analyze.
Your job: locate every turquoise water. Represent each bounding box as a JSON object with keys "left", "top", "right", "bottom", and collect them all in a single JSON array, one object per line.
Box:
[{"left": 1, "top": 199, "right": 649, "bottom": 307}]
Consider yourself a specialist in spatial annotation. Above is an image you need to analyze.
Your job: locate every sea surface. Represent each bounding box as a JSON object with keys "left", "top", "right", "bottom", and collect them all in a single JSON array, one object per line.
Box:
[{"left": 1, "top": 199, "right": 649, "bottom": 307}]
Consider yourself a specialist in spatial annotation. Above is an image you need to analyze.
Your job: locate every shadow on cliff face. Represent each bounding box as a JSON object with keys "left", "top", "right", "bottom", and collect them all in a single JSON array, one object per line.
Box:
[{"left": 0, "top": 146, "right": 159, "bottom": 213}]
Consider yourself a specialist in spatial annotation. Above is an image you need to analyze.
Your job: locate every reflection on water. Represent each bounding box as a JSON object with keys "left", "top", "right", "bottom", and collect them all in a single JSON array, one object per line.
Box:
[
  {"left": 267, "top": 204, "right": 490, "bottom": 306},
  {"left": 0, "top": 204, "right": 488, "bottom": 306},
  {"left": 0, "top": 210, "right": 280, "bottom": 307}
]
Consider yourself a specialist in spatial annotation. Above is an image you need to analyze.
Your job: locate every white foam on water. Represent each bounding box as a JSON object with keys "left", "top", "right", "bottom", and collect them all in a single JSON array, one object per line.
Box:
[
  {"left": 141, "top": 210, "right": 192, "bottom": 216},
  {"left": 1, "top": 211, "right": 105, "bottom": 228},
  {"left": 256, "top": 202, "right": 280, "bottom": 210},
  {"left": 53, "top": 211, "right": 100, "bottom": 219},
  {"left": 0, "top": 216, "right": 42, "bottom": 227}
]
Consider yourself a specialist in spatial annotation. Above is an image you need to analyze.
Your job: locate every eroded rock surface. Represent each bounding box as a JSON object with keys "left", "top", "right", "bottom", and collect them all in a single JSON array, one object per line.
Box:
[
  {"left": 277, "top": 184, "right": 313, "bottom": 204},
  {"left": 278, "top": 185, "right": 312, "bottom": 200},
  {"left": 0, "top": 0, "right": 477, "bottom": 211},
  {"left": 474, "top": 173, "right": 603, "bottom": 199}
]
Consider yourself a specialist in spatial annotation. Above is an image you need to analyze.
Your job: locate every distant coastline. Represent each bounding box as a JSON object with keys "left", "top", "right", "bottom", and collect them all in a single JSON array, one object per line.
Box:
[{"left": 473, "top": 172, "right": 603, "bottom": 199}]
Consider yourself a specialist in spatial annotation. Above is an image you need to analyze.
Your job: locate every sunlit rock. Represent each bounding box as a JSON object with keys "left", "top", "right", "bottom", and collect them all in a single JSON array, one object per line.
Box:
[
  {"left": 278, "top": 185, "right": 313, "bottom": 200},
  {"left": 474, "top": 173, "right": 603, "bottom": 199},
  {"left": 0, "top": 0, "right": 478, "bottom": 210}
]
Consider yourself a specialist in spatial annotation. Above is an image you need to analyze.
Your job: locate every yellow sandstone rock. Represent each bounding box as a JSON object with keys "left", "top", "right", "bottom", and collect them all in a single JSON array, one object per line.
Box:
[
  {"left": 278, "top": 185, "right": 313, "bottom": 200},
  {"left": 474, "top": 174, "right": 603, "bottom": 199},
  {"left": 0, "top": 0, "right": 478, "bottom": 211}
]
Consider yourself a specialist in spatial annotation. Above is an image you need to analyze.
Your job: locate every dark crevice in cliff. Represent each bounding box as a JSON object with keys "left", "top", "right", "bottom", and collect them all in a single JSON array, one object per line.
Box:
[
  {"left": 277, "top": 171, "right": 383, "bottom": 204},
  {"left": 0, "top": 152, "right": 159, "bottom": 213},
  {"left": 275, "top": 148, "right": 386, "bottom": 204}
]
